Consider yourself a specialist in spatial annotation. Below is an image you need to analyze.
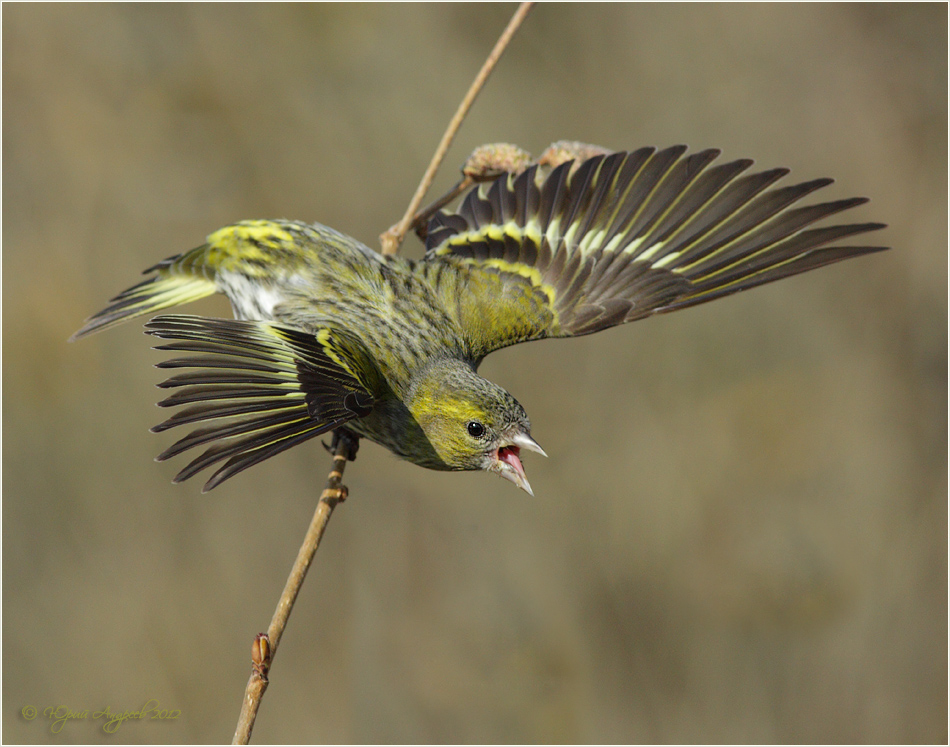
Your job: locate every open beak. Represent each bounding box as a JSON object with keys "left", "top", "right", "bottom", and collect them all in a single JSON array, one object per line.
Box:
[{"left": 492, "top": 432, "right": 547, "bottom": 495}]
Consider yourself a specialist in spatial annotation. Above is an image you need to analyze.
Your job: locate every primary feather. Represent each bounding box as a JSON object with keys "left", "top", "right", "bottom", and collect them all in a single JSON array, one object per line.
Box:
[{"left": 424, "top": 146, "right": 886, "bottom": 354}]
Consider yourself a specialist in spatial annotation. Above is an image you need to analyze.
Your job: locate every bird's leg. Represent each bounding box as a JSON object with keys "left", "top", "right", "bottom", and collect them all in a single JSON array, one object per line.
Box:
[
  {"left": 319, "top": 428, "right": 359, "bottom": 505},
  {"left": 323, "top": 427, "right": 360, "bottom": 462}
]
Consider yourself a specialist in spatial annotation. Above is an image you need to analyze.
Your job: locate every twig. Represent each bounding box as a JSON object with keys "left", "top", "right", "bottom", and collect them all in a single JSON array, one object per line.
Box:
[
  {"left": 379, "top": 2, "right": 534, "bottom": 255},
  {"left": 231, "top": 436, "right": 353, "bottom": 745},
  {"left": 231, "top": 5, "right": 534, "bottom": 742}
]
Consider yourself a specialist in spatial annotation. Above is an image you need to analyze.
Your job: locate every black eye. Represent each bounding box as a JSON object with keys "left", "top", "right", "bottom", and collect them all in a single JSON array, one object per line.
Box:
[{"left": 467, "top": 421, "right": 485, "bottom": 439}]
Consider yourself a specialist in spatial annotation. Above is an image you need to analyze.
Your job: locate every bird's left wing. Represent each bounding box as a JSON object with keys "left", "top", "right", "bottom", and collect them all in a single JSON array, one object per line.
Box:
[
  {"left": 144, "top": 315, "right": 376, "bottom": 491},
  {"left": 423, "top": 146, "right": 887, "bottom": 358}
]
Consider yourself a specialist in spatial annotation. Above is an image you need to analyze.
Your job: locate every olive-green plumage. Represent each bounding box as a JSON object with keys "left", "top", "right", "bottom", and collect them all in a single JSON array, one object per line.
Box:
[{"left": 72, "top": 146, "right": 887, "bottom": 493}]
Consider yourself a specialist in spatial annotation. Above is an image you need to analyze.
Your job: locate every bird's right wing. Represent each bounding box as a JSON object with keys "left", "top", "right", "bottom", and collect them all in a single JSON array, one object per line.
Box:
[
  {"left": 144, "top": 315, "right": 376, "bottom": 491},
  {"left": 424, "top": 147, "right": 887, "bottom": 359}
]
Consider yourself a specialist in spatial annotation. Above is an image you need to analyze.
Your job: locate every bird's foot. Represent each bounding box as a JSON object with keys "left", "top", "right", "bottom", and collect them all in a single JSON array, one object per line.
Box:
[{"left": 323, "top": 427, "right": 360, "bottom": 461}]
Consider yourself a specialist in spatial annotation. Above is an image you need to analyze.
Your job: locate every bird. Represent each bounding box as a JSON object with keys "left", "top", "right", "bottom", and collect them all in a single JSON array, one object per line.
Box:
[{"left": 71, "top": 145, "right": 887, "bottom": 495}]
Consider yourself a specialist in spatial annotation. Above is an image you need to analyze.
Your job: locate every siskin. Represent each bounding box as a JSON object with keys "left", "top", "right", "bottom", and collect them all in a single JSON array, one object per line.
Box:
[{"left": 71, "top": 146, "right": 887, "bottom": 494}]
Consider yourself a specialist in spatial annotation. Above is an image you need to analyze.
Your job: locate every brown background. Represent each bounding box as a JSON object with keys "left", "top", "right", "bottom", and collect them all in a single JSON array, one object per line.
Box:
[{"left": 4, "top": 4, "right": 946, "bottom": 743}]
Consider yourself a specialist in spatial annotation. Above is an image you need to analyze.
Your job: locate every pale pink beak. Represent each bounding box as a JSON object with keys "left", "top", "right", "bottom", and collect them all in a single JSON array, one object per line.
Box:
[{"left": 492, "top": 432, "right": 547, "bottom": 495}]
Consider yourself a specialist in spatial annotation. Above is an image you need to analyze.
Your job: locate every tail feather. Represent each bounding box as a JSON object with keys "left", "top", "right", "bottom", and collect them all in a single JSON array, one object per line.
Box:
[
  {"left": 70, "top": 219, "right": 335, "bottom": 341},
  {"left": 70, "top": 267, "right": 216, "bottom": 341}
]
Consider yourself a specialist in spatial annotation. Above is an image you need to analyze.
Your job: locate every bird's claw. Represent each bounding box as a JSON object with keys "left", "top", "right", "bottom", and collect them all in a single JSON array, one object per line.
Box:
[{"left": 323, "top": 427, "right": 360, "bottom": 461}]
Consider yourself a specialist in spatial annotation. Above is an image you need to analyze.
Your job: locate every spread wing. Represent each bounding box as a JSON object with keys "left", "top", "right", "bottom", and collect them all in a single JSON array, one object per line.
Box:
[
  {"left": 145, "top": 315, "right": 376, "bottom": 491},
  {"left": 424, "top": 146, "right": 887, "bottom": 357}
]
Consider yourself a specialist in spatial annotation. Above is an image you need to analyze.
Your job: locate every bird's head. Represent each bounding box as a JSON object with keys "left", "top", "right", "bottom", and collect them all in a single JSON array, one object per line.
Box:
[{"left": 406, "top": 360, "right": 546, "bottom": 494}]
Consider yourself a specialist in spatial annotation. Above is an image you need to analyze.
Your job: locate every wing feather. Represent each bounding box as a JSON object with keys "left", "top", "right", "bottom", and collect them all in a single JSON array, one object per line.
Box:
[
  {"left": 424, "top": 147, "right": 887, "bottom": 355},
  {"left": 144, "top": 315, "right": 375, "bottom": 491}
]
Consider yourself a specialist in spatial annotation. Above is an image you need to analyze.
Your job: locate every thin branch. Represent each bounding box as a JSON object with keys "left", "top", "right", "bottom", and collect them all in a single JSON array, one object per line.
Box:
[
  {"left": 379, "top": 2, "right": 534, "bottom": 255},
  {"left": 408, "top": 176, "right": 473, "bottom": 241},
  {"left": 232, "top": 436, "right": 353, "bottom": 745},
  {"left": 230, "top": 5, "right": 535, "bottom": 742}
]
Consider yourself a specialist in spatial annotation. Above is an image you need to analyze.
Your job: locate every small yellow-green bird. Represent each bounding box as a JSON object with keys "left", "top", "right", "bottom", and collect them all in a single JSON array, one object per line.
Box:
[{"left": 72, "top": 146, "right": 887, "bottom": 494}]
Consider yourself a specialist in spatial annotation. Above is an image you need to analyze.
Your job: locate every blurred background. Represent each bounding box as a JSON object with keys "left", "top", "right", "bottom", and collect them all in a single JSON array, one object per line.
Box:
[{"left": 4, "top": 4, "right": 946, "bottom": 743}]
